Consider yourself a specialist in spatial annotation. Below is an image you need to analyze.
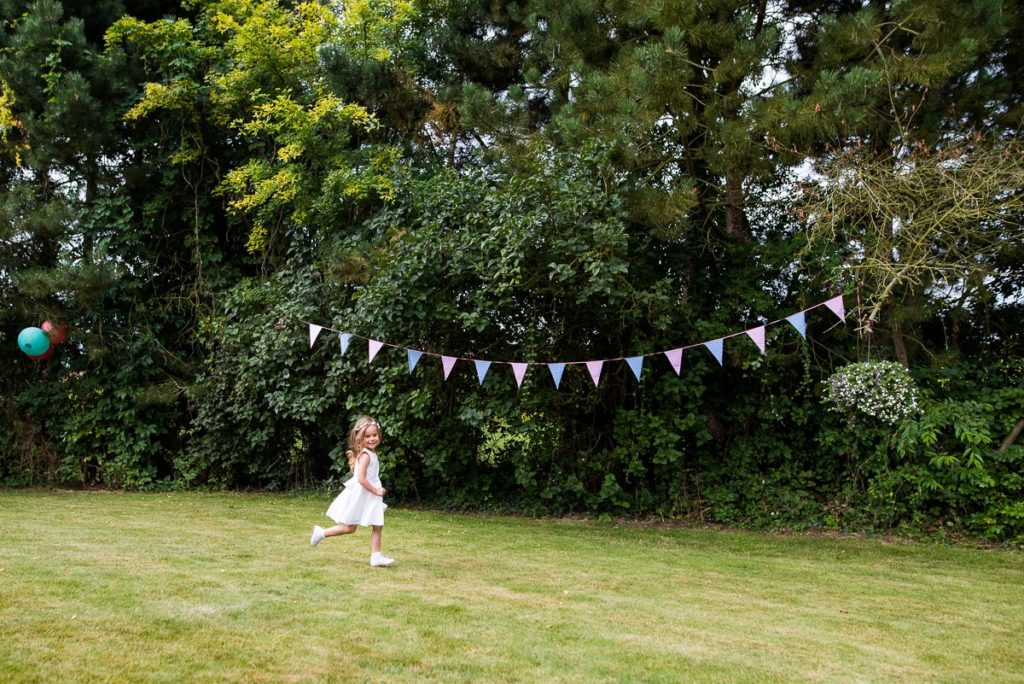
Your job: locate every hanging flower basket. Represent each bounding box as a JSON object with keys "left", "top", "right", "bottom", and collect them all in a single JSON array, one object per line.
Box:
[{"left": 823, "top": 361, "right": 920, "bottom": 424}]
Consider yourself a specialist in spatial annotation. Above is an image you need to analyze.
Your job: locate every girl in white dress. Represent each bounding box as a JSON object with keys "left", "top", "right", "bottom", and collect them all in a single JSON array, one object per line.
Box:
[{"left": 310, "top": 415, "right": 394, "bottom": 567}]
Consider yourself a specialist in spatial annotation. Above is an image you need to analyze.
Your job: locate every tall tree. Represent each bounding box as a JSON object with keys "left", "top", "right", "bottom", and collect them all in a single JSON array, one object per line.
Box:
[
  {"left": 2, "top": 0, "right": 289, "bottom": 484},
  {"left": 117, "top": 0, "right": 408, "bottom": 486},
  {"left": 1, "top": 0, "right": 190, "bottom": 484},
  {"left": 784, "top": 0, "right": 1020, "bottom": 363}
]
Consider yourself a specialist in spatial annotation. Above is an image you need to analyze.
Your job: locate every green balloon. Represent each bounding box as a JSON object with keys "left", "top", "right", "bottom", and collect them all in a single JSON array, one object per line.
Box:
[{"left": 18, "top": 327, "right": 51, "bottom": 356}]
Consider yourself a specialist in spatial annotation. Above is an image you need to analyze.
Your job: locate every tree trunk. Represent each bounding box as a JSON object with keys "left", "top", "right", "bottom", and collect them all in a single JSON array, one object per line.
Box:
[
  {"left": 723, "top": 173, "right": 748, "bottom": 242},
  {"left": 998, "top": 418, "right": 1024, "bottom": 453},
  {"left": 704, "top": 405, "right": 727, "bottom": 442},
  {"left": 892, "top": 320, "right": 909, "bottom": 368}
]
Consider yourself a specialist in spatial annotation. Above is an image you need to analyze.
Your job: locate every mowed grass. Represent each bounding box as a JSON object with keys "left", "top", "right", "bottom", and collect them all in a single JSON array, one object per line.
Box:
[{"left": 1, "top": 492, "right": 1022, "bottom": 683}]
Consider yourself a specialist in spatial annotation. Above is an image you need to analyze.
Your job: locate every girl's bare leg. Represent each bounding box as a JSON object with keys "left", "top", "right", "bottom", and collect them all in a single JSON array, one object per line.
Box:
[
  {"left": 370, "top": 525, "right": 383, "bottom": 554},
  {"left": 324, "top": 524, "right": 357, "bottom": 538}
]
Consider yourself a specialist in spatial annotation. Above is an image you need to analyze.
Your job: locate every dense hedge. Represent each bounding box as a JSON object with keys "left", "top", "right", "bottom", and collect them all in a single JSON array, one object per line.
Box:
[{"left": 2, "top": 0, "right": 1023, "bottom": 545}]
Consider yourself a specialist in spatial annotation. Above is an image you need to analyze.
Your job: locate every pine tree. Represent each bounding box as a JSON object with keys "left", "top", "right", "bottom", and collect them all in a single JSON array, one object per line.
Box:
[{"left": 785, "top": 0, "right": 1020, "bottom": 363}]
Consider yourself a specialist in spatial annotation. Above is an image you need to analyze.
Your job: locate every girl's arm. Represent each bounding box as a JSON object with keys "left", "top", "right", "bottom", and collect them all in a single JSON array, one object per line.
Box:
[{"left": 355, "top": 452, "right": 384, "bottom": 497}]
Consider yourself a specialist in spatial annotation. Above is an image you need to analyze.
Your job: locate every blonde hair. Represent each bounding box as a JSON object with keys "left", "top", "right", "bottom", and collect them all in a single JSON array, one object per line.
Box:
[{"left": 345, "top": 415, "right": 381, "bottom": 471}]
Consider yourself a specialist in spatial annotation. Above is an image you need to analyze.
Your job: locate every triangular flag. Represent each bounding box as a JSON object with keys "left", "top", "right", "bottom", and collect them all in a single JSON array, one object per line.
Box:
[
  {"left": 368, "top": 340, "right": 384, "bottom": 363},
  {"left": 824, "top": 295, "right": 845, "bottom": 321},
  {"left": 626, "top": 356, "right": 644, "bottom": 382},
  {"left": 664, "top": 348, "right": 682, "bottom": 375},
  {"left": 549, "top": 363, "right": 565, "bottom": 389},
  {"left": 339, "top": 333, "right": 353, "bottom": 355},
  {"left": 586, "top": 360, "right": 604, "bottom": 387},
  {"left": 704, "top": 338, "right": 724, "bottom": 365},
  {"left": 309, "top": 324, "right": 322, "bottom": 348},
  {"left": 511, "top": 362, "right": 528, "bottom": 388},
  {"left": 441, "top": 356, "right": 458, "bottom": 380},
  {"left": 785, "top": 312, "right": 806, "bottom": 339},
  {"left": 474, "top": 360, "right": 491, "bottom": 385},
  {"left": 407, "top": 349, "right": 423, "bottom": 373},
  {"left": 745, "top": 326, "right": 766, "bottom": 354}
]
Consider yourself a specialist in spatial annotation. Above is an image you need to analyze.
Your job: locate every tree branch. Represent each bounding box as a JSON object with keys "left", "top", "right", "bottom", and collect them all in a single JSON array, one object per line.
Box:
[{"left": 998, "top": 418, "right": 1024, "bottom": 454}]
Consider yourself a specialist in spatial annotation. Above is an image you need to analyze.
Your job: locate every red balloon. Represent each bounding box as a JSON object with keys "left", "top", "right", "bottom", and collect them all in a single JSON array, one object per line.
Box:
[
  {"left": 28, "top": 347, "right": 53, "bottom": 361},
  {"left": 42, "top": 320, "right": 67, "bottom": 345}
]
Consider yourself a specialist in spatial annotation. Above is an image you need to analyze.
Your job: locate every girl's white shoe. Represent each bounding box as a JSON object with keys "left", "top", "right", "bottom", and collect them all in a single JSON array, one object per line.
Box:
[
  {"left": 310, "top": 526, "right": 325, "bottom": 546},
  {"left": 370, "top": 552, "right": 395, "bottom": 567}
]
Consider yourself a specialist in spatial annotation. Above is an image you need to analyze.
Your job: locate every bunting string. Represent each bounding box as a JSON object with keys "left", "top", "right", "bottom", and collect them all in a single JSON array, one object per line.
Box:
[{"left": 302, "top": 295, "right": 846, "bottom": 388}]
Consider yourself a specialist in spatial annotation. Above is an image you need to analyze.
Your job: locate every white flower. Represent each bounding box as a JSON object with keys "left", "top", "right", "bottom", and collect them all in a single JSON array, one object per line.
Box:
[{"left": 823, "top": 361, "right": 920, "bottom": 424}]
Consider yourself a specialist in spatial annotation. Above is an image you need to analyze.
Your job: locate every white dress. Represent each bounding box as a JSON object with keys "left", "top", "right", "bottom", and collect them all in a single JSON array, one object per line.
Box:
[{"left": 325, "top": 449, "right": 387, "bottom": 527}]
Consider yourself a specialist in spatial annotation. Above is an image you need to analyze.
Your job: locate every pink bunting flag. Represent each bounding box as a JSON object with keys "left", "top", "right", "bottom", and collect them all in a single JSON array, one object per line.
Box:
[
  {"left": 308, "top": 324, "right": 322, "bottom": 348},
  {"left": 368, "top": 340, "right": 384, "bottom": 363},
  {"left": 511, "top": 362, "right": 528, "bottom": 388},
  {"left": 745, "top": 325, "right": 766, "bottom": 354},
  {"left": 442, "top": 355, "right": 458, "bottom": 380},
  {"left": 824, "top": 295, "right": 845, "bottom": 321},
  {"left": 664, "top": 348, "right": 682, "bottom": 375},
  {"left": 586, "top": 360, "right": 604, "bottom": 387}
]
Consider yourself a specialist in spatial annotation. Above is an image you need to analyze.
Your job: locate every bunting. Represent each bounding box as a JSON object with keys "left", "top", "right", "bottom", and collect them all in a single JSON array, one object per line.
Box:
[
  {"left": 549, "top": 363, "right": 566, "bottom": 389},
  {"left": 475, "top": 360, "right": 491, "bottom": 385},
  {"left": 626, "top": 356, "right": 644, "bottom": 382},
  {"left": 824, "top": 295, "right": 845, "bottom": 321},
  {"left": 785, "top": 312, "right": 806, "bottom": 339},
  {"left": 745, "top": 326, "right": 766, "bottom": 354},
  {"left": 511, "top": 362, "right": 529, "bottom": 388},
  {"left": 704, "top": 338, "right": 724, "bottom": 365},
  {"left": 407, "top": 349, "right": 423, "bottom": 373},
  {"left": 368, "top": 340, "right": 384, "bottom": 364},
  {"left": 664, "top": 348, "right": 683, "bottom": 375},
  {"left": 303, "top": 295, "right": 846, "bottom": 390}
]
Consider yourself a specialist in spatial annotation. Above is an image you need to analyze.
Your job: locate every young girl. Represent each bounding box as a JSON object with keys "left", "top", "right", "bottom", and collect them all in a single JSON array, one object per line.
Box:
[{"left": 310, "top": 415, "right": 395, "bottom": 567}]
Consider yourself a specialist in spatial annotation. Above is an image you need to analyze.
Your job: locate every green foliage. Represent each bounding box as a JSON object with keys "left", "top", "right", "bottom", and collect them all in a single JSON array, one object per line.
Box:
[
  {"left": 1, "top": 0, "right": 1022, "bottom": 546},
  {"left": 876, "top": 361, "right": 1024, "bottom": 543},
  {"left": 325, "top": 145, "right": 712, "bottom": 512},
  {"left": 113, "top": 0, "right": 399, "bottom": 260},
  {"left": 181, "top": 268, "right": 344, "bottom": 489},
  {"left": 0, "top": 0, "right": 207, "bottom": 488},
  {"left": 13, "top": 335, "right": 182, "bottom": 489},
  {"left": 333, "top": 0, "right": 417, "bottom": 62}
]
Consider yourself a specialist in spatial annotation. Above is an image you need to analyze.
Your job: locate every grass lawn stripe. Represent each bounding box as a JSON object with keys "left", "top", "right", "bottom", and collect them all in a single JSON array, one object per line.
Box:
[{"left": 1, "top": 491, "right": 1021, "bottom": 682}]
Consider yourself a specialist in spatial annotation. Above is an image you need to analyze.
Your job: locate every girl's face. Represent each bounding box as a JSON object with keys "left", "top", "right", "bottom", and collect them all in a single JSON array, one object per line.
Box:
[{"left": 363, "top": 425, "right": 381, "bottom": 450}]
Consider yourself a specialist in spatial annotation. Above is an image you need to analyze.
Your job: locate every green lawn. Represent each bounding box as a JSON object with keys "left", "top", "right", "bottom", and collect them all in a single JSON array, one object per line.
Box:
[{"left": 1, "top": 491, "right": 1022, "bottom": 682}]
